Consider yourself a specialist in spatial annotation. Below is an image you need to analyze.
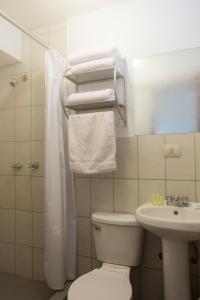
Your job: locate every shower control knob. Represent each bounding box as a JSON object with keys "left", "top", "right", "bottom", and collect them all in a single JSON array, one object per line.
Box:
[
  {"left": 11, "top": 162, "right": 22, "bottom": 170},
  {"left": 28, "top": 161, "right": 40, "bottom": 170}
]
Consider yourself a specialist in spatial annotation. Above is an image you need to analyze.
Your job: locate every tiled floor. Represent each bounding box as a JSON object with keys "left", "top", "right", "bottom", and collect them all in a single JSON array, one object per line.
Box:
[{"left": 0, "top": 271, "right": 54, "bottom": 300}]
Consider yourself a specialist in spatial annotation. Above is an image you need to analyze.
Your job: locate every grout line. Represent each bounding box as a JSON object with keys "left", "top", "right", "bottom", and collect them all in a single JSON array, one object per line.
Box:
[
  {"left": 194, "top": 134, "right": 197, "bottom": 202},
  {"left": 30, "top": 69, "right": 34, "bottom": 280},
  {"left": 113, "top": 176, "right": 115, "bottom": 213},
  {"left": 0, "top": 174, "right": 44, "bottom": 177},
  {"left": 13, "top": 82, "right": 16, "bottom": 276},
  {"left": 0, "top": 239, "right": 44, "bottom": 249},
  {"left": 136, "top": 136, "right": 140, "bottom": 207},
  {"left": 89, "top": 176, "right": 92, "bottom": 264},
  {"left": 164, "top": 135, "right": 167, "bottom": 197},
  {"left": 0, "top": 139, "right": 44, "bottom": 143}
]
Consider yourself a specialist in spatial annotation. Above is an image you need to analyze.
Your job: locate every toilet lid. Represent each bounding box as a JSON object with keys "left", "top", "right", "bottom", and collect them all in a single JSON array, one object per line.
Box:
[{"left": 68, "top": 268, "right": 132, "bottom": 300}]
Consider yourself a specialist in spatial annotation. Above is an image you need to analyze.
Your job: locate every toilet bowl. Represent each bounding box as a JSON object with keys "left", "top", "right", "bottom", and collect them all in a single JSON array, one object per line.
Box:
[{"left": 68, "top": 212, "right": 144, "bottom": 300}]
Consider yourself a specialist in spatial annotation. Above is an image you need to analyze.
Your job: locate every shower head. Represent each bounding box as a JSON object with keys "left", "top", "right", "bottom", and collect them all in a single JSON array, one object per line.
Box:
[
  {"left": 9, "top": 74, "right": 28, "bottom": 87},
  {"left": 9, "top": 79, "right": 17, "bottom": 87}
]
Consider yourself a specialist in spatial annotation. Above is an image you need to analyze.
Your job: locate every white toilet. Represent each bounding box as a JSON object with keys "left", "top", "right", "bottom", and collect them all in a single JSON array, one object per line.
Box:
[{"left": 68, "top": 212, "right": 144, "bottom": 300}]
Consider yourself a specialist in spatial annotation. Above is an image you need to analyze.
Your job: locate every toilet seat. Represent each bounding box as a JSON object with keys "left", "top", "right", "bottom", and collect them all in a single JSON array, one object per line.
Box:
[{"left": 68, "top": 263, "right": 132, "bottom": 300}]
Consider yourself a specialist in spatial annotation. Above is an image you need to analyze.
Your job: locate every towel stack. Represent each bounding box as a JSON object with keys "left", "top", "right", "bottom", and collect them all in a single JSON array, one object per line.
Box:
[
  {"left": 65, "top": 46, "right": 122, "bottom": 107},
  {"left": 65, "top": 89, "right": 115, "bottom": 107},
  {"left": 67, "top": 46, "right": 122, "bottom": 75}
]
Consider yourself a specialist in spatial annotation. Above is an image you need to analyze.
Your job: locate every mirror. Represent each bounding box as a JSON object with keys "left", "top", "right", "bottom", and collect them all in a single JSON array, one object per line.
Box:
[{"left": 133, "top": 47, "right": 200, "bottom": 135}]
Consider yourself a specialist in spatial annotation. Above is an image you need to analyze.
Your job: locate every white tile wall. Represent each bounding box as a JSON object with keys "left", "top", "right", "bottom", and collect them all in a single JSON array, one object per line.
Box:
[
  {"left": 115, "top": 137, "right": 138, "bottom": 178},
  {"left": 91, "top": 178, "right": 113, "bottom": 212},
  {"left": 16, "top": 176, "right": 32, "bottom": 211},
  {"left": 165, "top": 134, "right": 195, "bottom": 180},
  {"left": 15, "top": 107, "right": 31, "bottom": 141},
  {"left": 0, "top": 110, "right": 14, "bottom": 141},
  {"left": 16, "top": 245, "right": 32, "bottom": 279},
  {"left": 195, "top": 133, "right": 200, "bottom": 180},
  {"left": 0, "top": 142, "right": 14, "bottom": 175},
  {"left": 0, "top": 209, "right": 15, "bottom": 242},
  {"left": 31, "top": 105, "right": 45, "bottom": 140},
  {"left": 139, "top": 180, "right": 165, "bottom": 205},
  {"left": 77, "top": 256, "right": 92, "bottom": 277},
  {"left": 0, "top": 76, "right": 14, "bottom": 108},
  {"left": 114, "top": 179, "right": 138, "bottom": 213},
  {"left": 33, "top": 212, "right": 44, "bottom": 248},
  {"left": 77, "top": 217, "right": 91, "bottom": 257},
  {"left": 32, "top": 177, "right": 44, "bottom": 212},
  {"left": 138, "top": 135, "right": 165, "bottom": 179},
  {"left": 0, "top": 242, "right": 15, "bottom": 274},
  {"left": 16, "top": 211, "right": 33, "bottom": 246},
  {"left": 0, "top": 176, "right": 15, "bottom": 209},
  {"left": 14, "top": 73, "right": 31, "bottom": 107},
  {"left": 75, "top": 178, "right": 91, "bottom": 217}
]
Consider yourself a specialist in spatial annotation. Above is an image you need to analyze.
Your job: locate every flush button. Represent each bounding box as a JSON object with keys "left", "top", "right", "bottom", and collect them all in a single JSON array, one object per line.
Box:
[{"left": 162, "top": 145, "right": 182, "bottom": 157}]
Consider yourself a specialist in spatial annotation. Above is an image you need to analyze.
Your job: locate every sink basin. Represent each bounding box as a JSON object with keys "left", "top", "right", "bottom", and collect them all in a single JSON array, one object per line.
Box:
[
  {"left": 136, "top": 202, "right": 200, "bottom": 300},
  {"left": 136, "top": 203, "right": 200, "bottom": 242}
]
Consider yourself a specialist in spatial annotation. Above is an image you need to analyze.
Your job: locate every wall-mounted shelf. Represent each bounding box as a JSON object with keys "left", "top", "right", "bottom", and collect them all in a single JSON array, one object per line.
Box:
[
  {"left": 65, "top": 66, "right": 123, "bottom": 84},
  {"left": 61, "top": 58, "right": 127, "bottom": 126}
]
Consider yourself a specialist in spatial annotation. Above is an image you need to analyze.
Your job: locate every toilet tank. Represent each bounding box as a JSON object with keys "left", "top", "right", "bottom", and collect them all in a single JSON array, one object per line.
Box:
[{"left": 92, "top": 212, "right": 144, "bottom": 267}]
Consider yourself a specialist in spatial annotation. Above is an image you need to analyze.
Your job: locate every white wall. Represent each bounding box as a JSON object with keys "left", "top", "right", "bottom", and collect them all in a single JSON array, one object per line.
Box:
[
  {"left": 67, "top": 0, "right": 200, "bottom": 136},
  {"left": 0, "top": 17, "right": 22, "bottom": 67}
]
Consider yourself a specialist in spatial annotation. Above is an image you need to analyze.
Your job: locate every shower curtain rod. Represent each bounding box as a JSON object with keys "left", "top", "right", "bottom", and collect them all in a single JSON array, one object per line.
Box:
[{"left": 0, "top": 10, "right": 50, "bottom": 50}]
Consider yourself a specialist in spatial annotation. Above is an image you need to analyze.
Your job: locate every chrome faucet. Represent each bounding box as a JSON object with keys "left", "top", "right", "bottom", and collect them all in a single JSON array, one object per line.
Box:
[{"left": 166, "top": 195, "right": 189, "bottom": 207}]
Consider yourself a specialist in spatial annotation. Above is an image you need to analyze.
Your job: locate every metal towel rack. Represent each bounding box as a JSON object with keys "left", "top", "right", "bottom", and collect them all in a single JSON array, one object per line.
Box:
[{"left": 60, "top": 58, "right": 127, "bottom": 126}]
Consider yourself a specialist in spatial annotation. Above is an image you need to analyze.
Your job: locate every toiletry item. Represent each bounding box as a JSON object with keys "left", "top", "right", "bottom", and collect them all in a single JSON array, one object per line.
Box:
[
  {"left": 159, "top": 196, "right": 165, "bottom": 206},
  {"left": 151, "top": 194, "right": 165, "bottom": 206},
  {"left": 152, "top": 194, "right": 158, "bottom": 205}
]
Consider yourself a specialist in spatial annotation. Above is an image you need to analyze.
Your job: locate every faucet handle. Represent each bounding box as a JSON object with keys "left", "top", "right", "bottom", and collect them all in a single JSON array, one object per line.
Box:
[
  {"left": 181, "top": 196, "right": 189, "bottom": 207},
  {"left": 166, "top": 195, "right": 173, "bottom": 205}
]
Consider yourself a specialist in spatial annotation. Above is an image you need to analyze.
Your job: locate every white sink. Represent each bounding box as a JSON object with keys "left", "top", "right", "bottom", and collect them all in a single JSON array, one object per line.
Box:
[
  {"left": 136, "top": 203, "right": 200, "bottom": 242},
  {"left": 136, "top": 203, "right": 200, "bottom": 300}
]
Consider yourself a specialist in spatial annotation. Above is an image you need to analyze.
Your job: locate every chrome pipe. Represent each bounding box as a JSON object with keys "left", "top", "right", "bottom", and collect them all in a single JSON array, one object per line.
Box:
[{"left": 9, "top": 74, "right": 28, "bottom": 87}]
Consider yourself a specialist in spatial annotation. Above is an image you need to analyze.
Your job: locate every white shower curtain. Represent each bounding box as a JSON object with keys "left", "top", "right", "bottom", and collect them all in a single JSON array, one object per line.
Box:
[{"left": 44, "top": 50, "right": 77, "bottom": 290}]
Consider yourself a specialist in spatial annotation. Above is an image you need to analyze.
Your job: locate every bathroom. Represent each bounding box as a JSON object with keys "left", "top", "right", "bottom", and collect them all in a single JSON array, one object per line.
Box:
[{"left": 0, "top": 0, "right": 199, "bottom": 299}]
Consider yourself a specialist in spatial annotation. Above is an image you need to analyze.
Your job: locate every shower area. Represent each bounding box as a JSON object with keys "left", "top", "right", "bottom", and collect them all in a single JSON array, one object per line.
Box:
[{"left": 0, "top": 11, "right": 75, "bottom": 300}]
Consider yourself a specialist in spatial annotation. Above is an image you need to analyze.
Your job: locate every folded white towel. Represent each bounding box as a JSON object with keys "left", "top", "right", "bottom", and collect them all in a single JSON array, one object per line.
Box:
[
  {"left": 69, "top": 46, "right": 120, "bottom": 65},
  {"left": 65, "top": 89, "right": 115, "bottom": 106},
  {"left": 68, "top": 111, "right": 117, "bottom": 174},
  {"left": 67, "top": 57, "right": 123, "bottom": 75}
]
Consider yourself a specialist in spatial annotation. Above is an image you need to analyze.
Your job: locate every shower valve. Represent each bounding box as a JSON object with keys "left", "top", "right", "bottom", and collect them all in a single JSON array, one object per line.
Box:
[
  {"left": 28, "top": 161, "right": 40, "bottom": 170},
  {"left": 11, "top": 162, "right": 22, "bottom": 170}
]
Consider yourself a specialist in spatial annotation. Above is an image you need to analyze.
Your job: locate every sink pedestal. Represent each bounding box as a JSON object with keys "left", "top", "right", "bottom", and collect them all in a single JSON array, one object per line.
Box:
[{"left": 162, "top": 239, "right": 191, "bottom": 300}]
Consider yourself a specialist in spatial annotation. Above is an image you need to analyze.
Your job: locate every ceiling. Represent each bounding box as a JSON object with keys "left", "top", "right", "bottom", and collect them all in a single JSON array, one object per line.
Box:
[{"left": 0, "top": 0, "right": 124, "bottom": 29}]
